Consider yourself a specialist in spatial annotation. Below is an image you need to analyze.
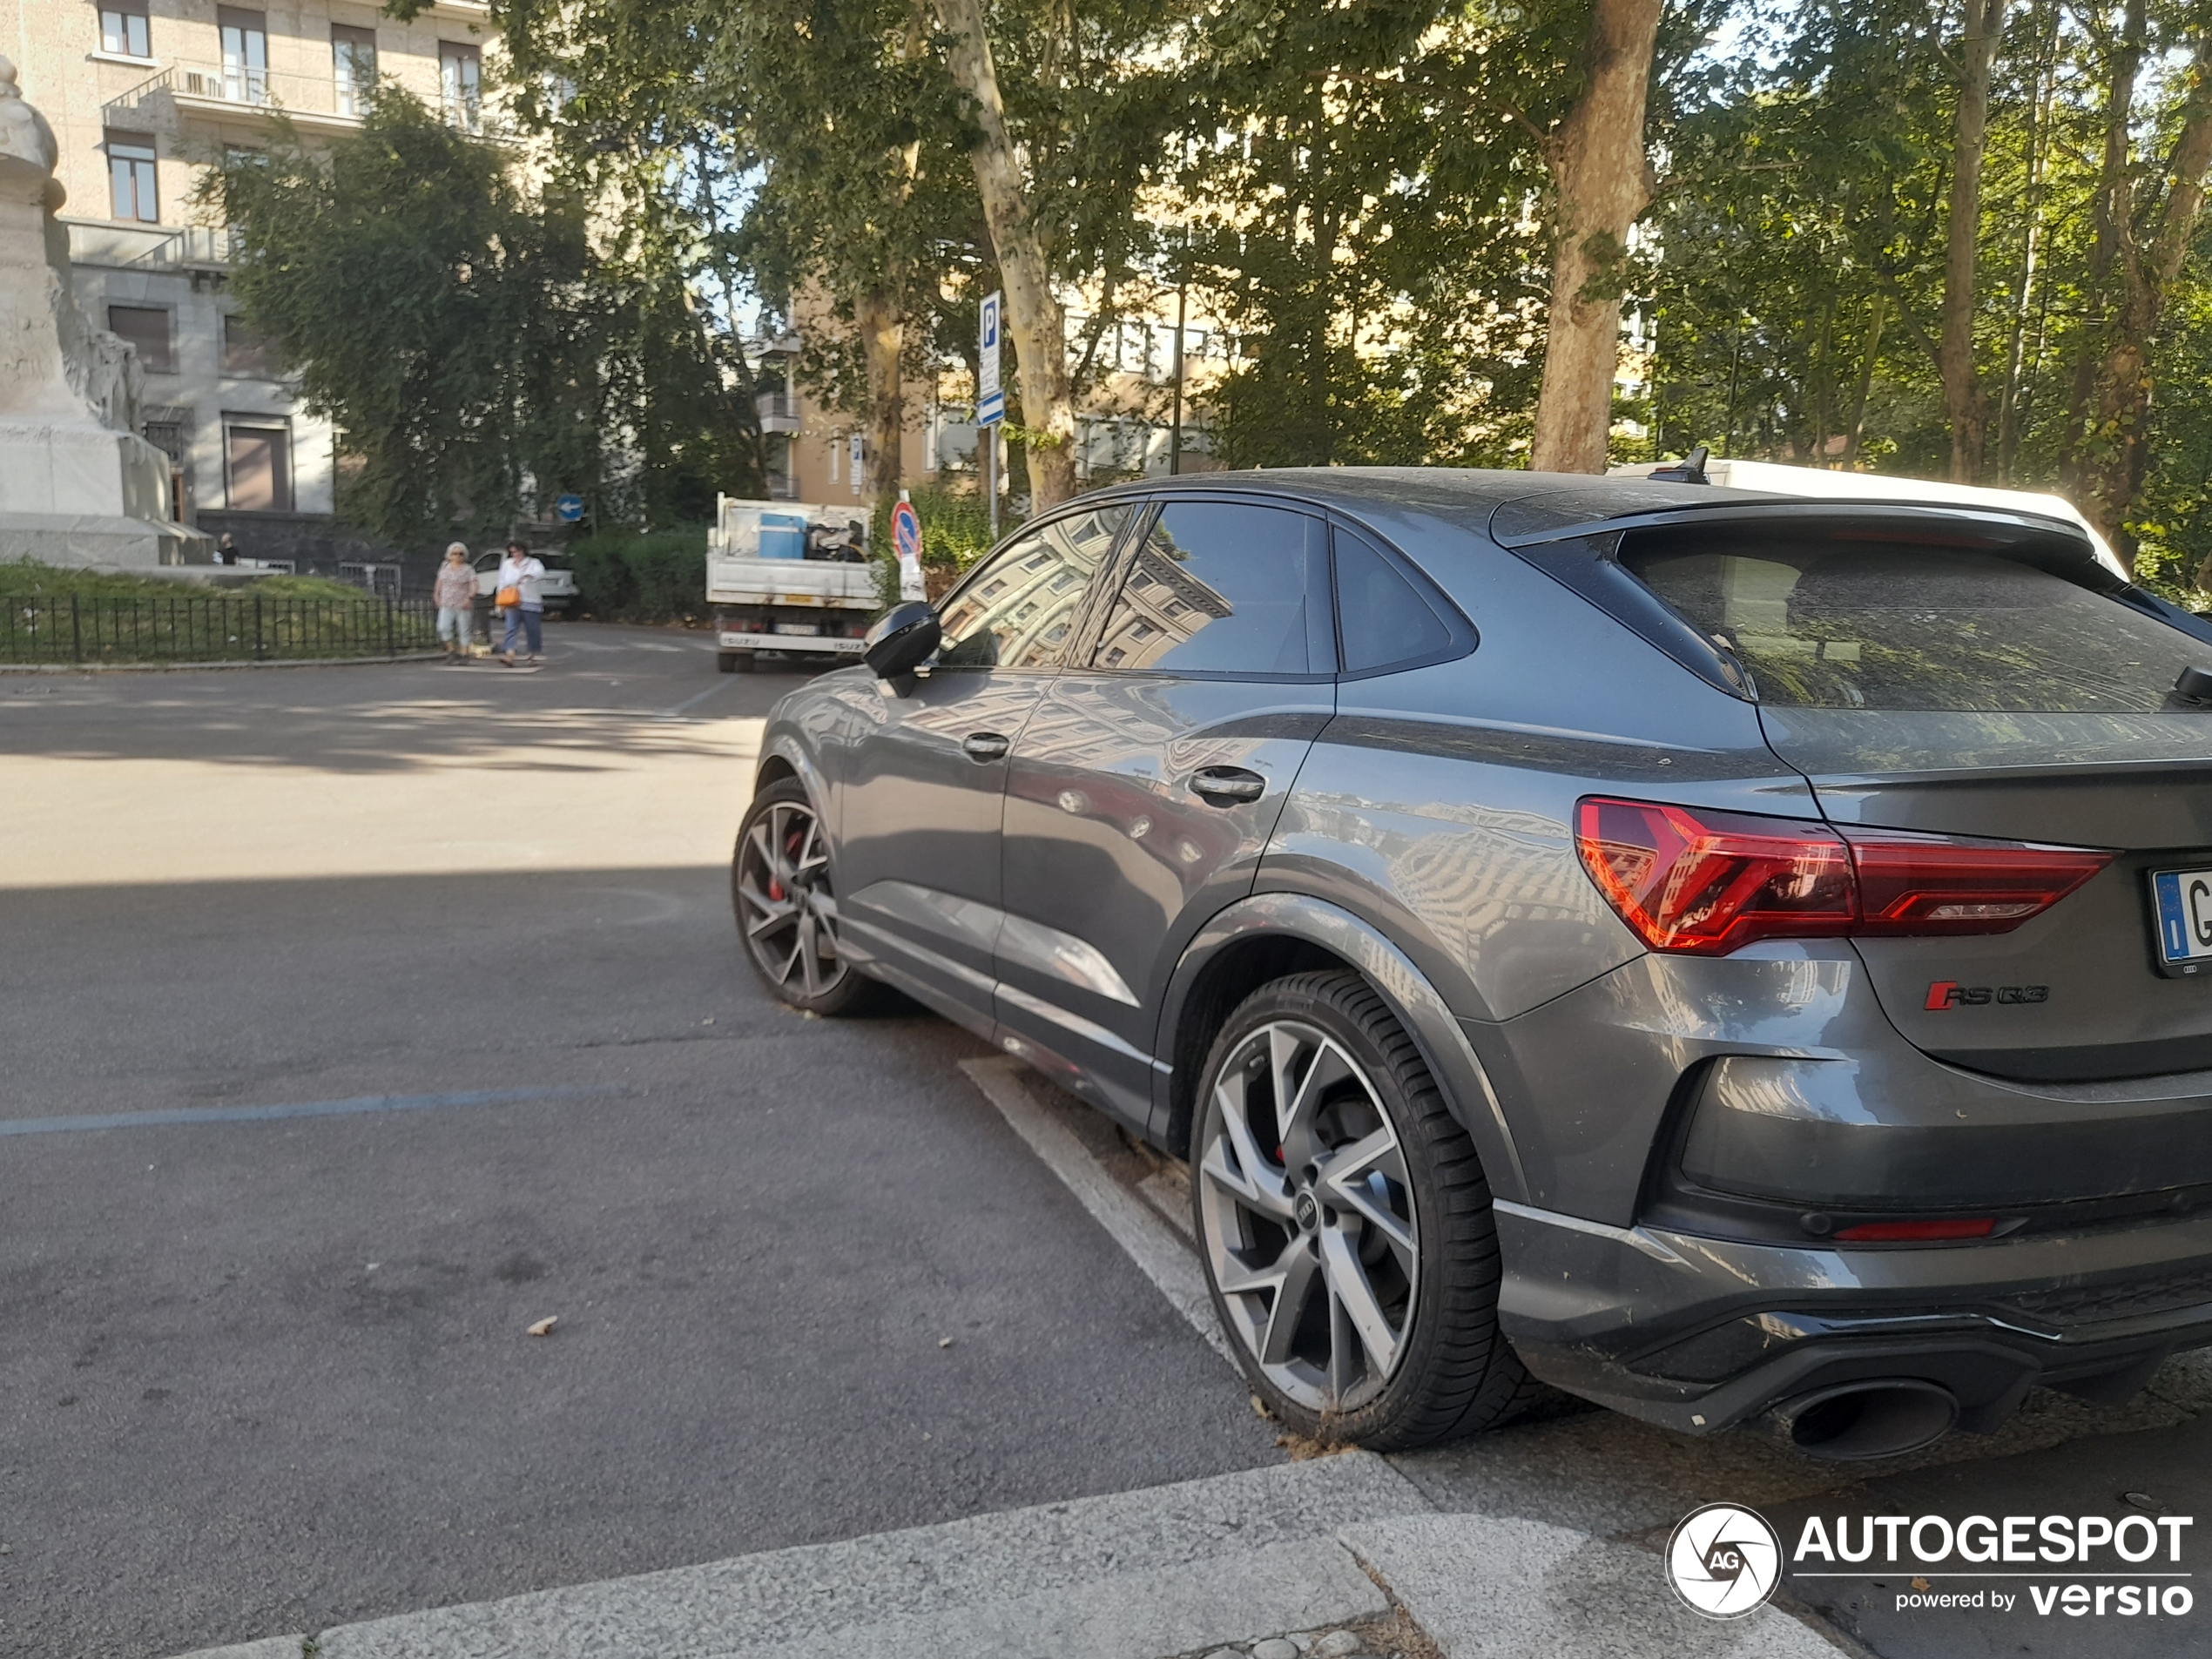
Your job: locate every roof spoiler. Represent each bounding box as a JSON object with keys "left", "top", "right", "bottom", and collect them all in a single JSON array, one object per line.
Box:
[{"left": 1647, "top": 445, "right": 1710, "bottom": 485}]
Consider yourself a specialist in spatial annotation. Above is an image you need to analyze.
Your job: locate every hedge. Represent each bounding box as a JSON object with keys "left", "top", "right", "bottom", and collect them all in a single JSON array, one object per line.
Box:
[{"left": 566, "top": 526, "right": 710, "bottom": 624}]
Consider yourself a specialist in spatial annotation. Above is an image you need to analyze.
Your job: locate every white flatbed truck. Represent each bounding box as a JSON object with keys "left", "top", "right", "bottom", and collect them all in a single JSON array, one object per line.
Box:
[{"left": 706, "top": 497, "right": 920, "bottom": 672}]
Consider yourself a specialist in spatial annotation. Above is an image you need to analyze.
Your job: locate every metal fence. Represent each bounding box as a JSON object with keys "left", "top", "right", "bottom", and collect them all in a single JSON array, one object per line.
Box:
[{"left": 0, "top": 596, "right": 442, "bottom": 666}]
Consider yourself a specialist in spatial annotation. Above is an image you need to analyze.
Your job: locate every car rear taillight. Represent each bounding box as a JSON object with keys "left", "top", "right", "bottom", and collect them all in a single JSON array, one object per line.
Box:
[
  {"left": 1844, "top": 829, "right": 2112, "bottom": 934},
  {"left": 1575, "top": 799, "right": 1855, "bottom": 954},
  {"left": 1575, "top": 798, "right": 2114, "bottom": 956}
]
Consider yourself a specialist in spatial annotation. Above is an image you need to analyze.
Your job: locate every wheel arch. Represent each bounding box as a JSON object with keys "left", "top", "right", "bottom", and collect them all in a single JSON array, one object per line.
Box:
[
  {"left": 753, "top": 728, "right": 828, "bottom": 814},
  {"left": 1157, "top": 893, "right": 1529, "bottom": 1204}
]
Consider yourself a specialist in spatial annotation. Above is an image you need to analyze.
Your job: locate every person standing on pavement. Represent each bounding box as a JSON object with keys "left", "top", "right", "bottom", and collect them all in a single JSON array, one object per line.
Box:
[
  {"left": 496, "top": 539, "right": 546, "bottom": 666},
  {"left": 433, "top": 543, "right": 476, "bottom": 661}
]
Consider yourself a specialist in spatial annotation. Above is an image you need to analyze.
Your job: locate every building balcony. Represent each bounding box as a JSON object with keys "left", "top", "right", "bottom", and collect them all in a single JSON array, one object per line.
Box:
[
  {"left": 66, "top": 218, "right": 239, "bottom": 272},
  {"left": 756, "top": 390, "right": 799, "bottom": 435},
  {"left": 101, "top": 63, "right": 516, "bottom": 140}
]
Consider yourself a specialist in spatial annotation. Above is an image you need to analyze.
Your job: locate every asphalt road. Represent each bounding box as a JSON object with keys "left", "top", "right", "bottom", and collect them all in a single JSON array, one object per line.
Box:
[
  {"left": 6, "top": 625, "right": 2212, "bottom": 1659},
  {"left": 0, "top": 631, "right": 1276, "bottom": 1659}
]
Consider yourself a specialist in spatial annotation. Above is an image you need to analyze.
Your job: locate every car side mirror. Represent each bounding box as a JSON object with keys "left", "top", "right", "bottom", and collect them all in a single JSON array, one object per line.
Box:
[{"left": 864, "top": 601, "right": 940, "bottom": 683}]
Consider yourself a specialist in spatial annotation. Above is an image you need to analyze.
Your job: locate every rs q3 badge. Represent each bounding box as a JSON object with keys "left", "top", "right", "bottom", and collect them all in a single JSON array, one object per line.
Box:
[{"left": 1925, "top": 981, "right": 2049, "bottom": 1010}]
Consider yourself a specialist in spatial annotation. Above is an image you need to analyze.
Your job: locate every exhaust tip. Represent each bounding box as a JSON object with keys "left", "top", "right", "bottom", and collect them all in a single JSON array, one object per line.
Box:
[{"left": 1777, "top": 1379, "right": 1958, "bottom": 1460}]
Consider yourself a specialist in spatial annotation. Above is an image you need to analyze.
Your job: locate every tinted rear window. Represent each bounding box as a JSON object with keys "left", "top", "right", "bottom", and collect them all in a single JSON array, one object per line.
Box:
[{"left": 1623, "top": 538, "right": 2190, "bottom": 711}]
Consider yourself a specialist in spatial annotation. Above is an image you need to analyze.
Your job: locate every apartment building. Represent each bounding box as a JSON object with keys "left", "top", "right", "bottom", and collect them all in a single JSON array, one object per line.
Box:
[{"left": 11, "top": 0, "right": 496, "bottom": 557}]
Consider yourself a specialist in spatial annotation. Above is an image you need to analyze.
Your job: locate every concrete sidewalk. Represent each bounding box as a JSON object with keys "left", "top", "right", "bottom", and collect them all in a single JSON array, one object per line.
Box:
[{"left": 175, "top": 1453, "right": 1838, "bottom": 1659}]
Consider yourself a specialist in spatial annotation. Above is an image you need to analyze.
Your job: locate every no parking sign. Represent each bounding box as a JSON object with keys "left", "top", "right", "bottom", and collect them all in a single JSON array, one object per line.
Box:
[{"left": 891, "top": 497, "right": 923, "bottom": 597}]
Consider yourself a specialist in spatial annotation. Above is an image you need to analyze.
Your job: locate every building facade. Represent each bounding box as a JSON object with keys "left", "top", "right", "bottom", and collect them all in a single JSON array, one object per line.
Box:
[
  {"left": 756, "top": 295, "right": 1234, "bottom": 512},
  {"left": 10, "top": 0, "right": 496, "bottom": 557}
]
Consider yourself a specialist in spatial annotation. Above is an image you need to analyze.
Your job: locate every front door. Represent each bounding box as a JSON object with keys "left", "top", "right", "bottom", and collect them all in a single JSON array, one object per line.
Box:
[
  {"left": 831, "top": 504, "right": 1135, "bottom": 1032},
  {"left": 997, "top": 499, "right": 1338, "bottom": 1131}
]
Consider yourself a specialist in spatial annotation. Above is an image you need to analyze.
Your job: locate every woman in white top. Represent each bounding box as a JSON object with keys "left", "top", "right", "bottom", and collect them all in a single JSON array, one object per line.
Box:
[{"left": 495, "top": 539, "right": 547, "bottom": 666}]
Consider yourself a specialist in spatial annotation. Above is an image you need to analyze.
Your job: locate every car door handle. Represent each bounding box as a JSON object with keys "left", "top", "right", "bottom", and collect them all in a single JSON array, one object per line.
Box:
[
  {"left": 962, "top": 732, "right": 1011, "bottom": 762},
  {"left": 1189, "top": 765, "right": 1266, "bottom": 806}
]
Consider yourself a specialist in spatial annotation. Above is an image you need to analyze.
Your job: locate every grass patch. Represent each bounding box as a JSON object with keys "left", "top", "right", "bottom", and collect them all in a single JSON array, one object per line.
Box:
[
  {"left": 0, "top": 559, "right": 365, "bottom": 603},
  {"left": 1, "top": 589, "right": 440, "bottom": 664}
]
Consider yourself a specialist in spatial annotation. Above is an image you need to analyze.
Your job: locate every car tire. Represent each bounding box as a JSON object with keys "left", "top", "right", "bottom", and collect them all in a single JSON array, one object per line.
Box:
[
  {"left": 1190, "top": 969, "right": 1536, "bottom": 1450},
  {"left": 732, "top": 777, "right": 884, "bottom": 1015}
]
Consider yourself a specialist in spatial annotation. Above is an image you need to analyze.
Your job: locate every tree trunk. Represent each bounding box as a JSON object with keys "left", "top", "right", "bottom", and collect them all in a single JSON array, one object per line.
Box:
[
  {"left": 934, "top": 0, "right": 1076, "bottom": 509},
  {"left": 1529, "top": 0, "right": 1662, "bottom": 474},
  {"left": 2062, "top": 0, "right": 2147, "bottom": 485},
  {"left": 2076, "top": 24, "right": 2212, "bottom": 564},
  {"left": 1939, "top": 0, "right": 2007, "bottom": 484},
  {"left": 856, "top": 286, "right": 905, "bottom": 499},
  {"left": 1843, "top": 292, "right": 1886, "bottom": 467},
  {"left": 1998, "top": 0, "right": 2056, "bottom": 481}
]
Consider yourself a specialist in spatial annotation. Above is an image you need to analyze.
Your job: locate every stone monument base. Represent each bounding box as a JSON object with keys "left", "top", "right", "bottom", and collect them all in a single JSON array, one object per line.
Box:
[{"left": 0, "top": 417, "right": 212, "bottom": 569}]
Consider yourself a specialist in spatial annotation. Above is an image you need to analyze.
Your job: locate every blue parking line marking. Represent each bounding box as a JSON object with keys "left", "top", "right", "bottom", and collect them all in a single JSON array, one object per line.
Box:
[{"left": 0, "top": 1085, "right": 618, "bottom": 1138}]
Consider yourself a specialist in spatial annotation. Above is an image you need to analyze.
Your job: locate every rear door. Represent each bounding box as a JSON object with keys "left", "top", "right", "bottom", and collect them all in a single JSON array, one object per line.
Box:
[
  {"left": 1623, "top": 523, "right": 2212, "bottom": 1081},
  {"left": 831, "top": 507, "right": 1132, "bottom": 1031},
  {"left": 996, "top": 498, "right": 1337, "bottom": 1130}
]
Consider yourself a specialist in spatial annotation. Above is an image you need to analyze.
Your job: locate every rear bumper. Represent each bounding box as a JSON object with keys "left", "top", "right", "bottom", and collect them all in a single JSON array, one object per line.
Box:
[
  {"left": 718, "top": 631, "right": 867, "bottom": 655},
  {"left": 1495, "top": 1200, "right": 2212, "bottom": 1434}
]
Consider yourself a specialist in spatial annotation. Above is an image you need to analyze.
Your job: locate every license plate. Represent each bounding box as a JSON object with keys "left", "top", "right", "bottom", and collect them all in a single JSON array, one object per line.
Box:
[{"left": 2149, "top": 868, "right": 2212, "bottom": 974}]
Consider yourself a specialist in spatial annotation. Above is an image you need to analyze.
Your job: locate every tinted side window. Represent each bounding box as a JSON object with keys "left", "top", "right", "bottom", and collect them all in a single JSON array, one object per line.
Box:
[
  {"left": 936, "top": 505, "right": 1131, "bottom": 670},
  {"left": 1335, "top": 526, "right": 1454, "bottom": 674},
  {"left": 1092, "top": 502, "right": 1329, "bottom": 676},
  {"left": 1626, "top": 532, "right": 2189, "bottom": 711}
]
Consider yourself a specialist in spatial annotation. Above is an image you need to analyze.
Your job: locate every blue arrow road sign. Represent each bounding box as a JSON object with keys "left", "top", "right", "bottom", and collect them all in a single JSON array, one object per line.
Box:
[
  {"left": 554, "top": 494, "right": 585, "bottom": 523},
  {"left": 976, "top": 390, "right": 1005, "bottom": 428}
]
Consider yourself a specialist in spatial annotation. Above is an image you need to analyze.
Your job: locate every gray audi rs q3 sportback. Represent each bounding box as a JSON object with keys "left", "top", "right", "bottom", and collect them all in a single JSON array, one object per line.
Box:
[{"left": 733, "top": 468, "right": 2212, "bottom": 1459}]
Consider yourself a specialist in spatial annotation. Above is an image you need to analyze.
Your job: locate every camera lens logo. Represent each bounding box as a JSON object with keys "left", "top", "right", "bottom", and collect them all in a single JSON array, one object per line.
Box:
[{"left": 1667, "top": 1503, "right": 1782, "bottom": 1619}]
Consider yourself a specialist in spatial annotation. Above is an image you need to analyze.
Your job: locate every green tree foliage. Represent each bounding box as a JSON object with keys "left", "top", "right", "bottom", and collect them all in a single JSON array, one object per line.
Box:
[
  {"left": 200, "top": 86, "right": 759, "bottom": 546},
  {"left": 566, "top": 525, "right": 711, "bottom": 623},
  {"left": 1645, "top": 0, "right": 2212, "bottom": 578},
  {"left": 253, "top": 4, "right": 2212, "bottom": 577},
  {"left": 1176, "top": 1, "right": 1724, "bottom": 471}
]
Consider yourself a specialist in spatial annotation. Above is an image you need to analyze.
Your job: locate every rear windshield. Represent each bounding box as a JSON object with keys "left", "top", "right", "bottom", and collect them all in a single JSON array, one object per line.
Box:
[{"left": 1622, "top": 536, "right": 2191, "bottom": 711}]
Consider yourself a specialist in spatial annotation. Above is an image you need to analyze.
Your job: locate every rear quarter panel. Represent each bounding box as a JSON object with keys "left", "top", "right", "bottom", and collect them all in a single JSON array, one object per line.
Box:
[{"left": 1261, "top": 520, "right": 1823, "bottom": 1213}]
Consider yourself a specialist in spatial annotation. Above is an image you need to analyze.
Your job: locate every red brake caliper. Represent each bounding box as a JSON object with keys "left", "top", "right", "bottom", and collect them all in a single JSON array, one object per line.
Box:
[{"left": 768, "top": 826, "right": 803, "bottom": 904}]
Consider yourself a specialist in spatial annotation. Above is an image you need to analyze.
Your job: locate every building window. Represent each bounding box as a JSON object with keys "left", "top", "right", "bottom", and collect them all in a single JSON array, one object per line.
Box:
[
  {"left": 225, "top": 421, "right": 292, "bottom": 511},
  {"left": 218, "top": 8, "right": 269, "bottom": 105},
  {"left": 106, "top": 131, "right": 158, "bottom": 222},
  {"left": 220, "top": 314, "right": 279, "bottom": 378},
  {"left": 107, "top": 306, "right": 174, "bottom": 373},
  {"left": 440, "top": 44, "right": 482, "bottom": 132},
  {"left": 332, "top": 24, "right": 376, "bottom": 118},
  {"left": 99, "top": 3, "right": 151, "bottom": 58}
]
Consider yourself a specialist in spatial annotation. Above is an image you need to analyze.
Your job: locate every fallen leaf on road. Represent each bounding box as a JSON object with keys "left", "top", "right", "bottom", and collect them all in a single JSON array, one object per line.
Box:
[
  {"left": 939, "top": 1337, "right": 953, "bottom": 1348},
  {"left": 526, "top": 1317, "right": 558, "bottom": 1338},
  {"left": 1910, "top": 1576, "right": 1930, "bottom": 1591}
]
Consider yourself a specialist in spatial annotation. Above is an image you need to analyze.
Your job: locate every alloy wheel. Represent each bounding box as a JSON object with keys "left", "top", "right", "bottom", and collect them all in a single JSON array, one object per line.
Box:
[
  {"left": 1197, "top": 1018, "right": 1420, "bottom": 1414},
  {"left": 735, "top": 799, "right": 849, "bottom": 1001}
]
